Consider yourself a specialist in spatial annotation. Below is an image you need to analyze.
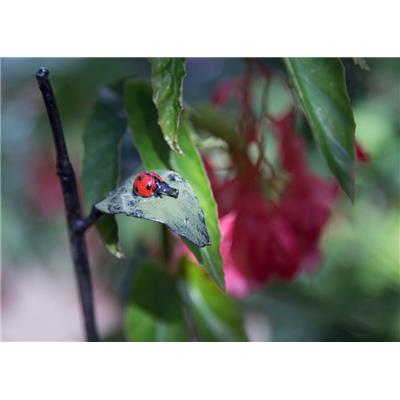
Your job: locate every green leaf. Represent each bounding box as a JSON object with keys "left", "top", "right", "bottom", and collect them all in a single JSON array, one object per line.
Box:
[
  {"left": 150, "top": 58, "right": 186, "bottom": 154},
  {"left": 179, "top": 259, "right": 247, "bottom": 341},
  {"left": 190, "top": 104, "right": 239, "bottom": 144},
  {"left": 82, "top": 80, "right": 127, "bottom": 257},
  {"left": 95, "top": 170, "right": 210, "bottom": 248},
  {"left": 284, "top": 58, "right": 356, "bottom": 200},
  {"left": 124, "top": 80, "right": 225, "bottom": 289},
  {"left": 124, "top": 260, "right": 187, "bottom": 341}
]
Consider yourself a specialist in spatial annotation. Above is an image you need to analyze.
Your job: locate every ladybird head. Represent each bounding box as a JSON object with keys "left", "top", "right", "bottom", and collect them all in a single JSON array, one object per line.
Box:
[{"left": 157, "top": 181, "right": 179, "bottom": 198}]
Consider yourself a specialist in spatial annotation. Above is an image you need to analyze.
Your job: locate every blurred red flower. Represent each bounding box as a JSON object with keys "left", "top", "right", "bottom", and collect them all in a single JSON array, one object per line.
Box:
[
  {"left": 210, "top": 110, "right": 338, "bottom": 297},
  {"left": 25, "top": 155, "right": 64, "bottom": 218},
  {"left": 356, "top": 142, "right": 370, "bottom": 163},
  {"left": 180, "top": 75, "right": 340, "bottom": 297}
]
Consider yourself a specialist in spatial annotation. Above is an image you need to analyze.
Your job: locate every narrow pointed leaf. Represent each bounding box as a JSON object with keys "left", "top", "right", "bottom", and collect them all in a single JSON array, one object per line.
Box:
[
  {"left": 150, "top": 58, "right": 186, "bottom": 154},
  {"left": 124, "top": 80, "right": 225, "bottom": 289},
  {"left": 285, "top": 58, "right": 356, "bottom": 200},
  {"left": 82, "top": 80, "right": 127, "bottom": 256},
  {"left": 179, "top": 259, "right": 247, "bottom": 341},
  {"left": 95, "top": 170, "right": 210, "bottom": 248},
  {"left": 124, "top": 260, "right": 188, "bottom": 341}
]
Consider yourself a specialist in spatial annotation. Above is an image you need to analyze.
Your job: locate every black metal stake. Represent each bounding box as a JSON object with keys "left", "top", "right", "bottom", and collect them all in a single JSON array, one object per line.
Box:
[{"left": 36, "top": 67, "right": 101, "bottom": 341}]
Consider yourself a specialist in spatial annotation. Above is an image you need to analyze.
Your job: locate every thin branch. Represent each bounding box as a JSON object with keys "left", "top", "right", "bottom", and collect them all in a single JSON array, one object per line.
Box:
[
  {"left": 73, "top": 206, "right": 103, "bottom": 233},
  {"left": 36, "top": 67, "right": 99, "bottom": 342}
]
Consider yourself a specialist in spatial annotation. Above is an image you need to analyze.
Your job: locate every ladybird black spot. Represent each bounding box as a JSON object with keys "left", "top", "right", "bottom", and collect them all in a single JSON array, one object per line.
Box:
[
  {"left": 138, "top": 175, "right": 142, "bottom": 181},
  {"left": 135, "top": 186, "right": 139, "bottom": 192},
  {"left": 146, "top": 183, "right": 152, "bottom": 190}
]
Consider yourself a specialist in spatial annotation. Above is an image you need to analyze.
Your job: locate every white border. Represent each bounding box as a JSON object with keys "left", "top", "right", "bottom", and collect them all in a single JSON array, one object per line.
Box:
[
  {"left": 1, "top": 343, "right": 399, "bottom": 399},
  {"left": 0, "top": 1, "right": 399, "bottom": 56}
]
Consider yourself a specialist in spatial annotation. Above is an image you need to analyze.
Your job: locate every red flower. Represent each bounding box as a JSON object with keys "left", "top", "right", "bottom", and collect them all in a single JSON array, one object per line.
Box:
[
  {"left": 219, "top": 212, "right": 254, "bottom": 297},
  {"left": 211, "top": 78, "right": 241, "bottom": 108},
  {"left": 25, "top": 155, "right": 64, "bottom": 218},
  {"left": 273, "top": 111, "right": 307, "bottom": 174},
  {"left": 356, "top": 142, "right": 370, "bottom": 163},
  {"left": 213, "top": 110, "right": 338, "bottom": 297},
  {"left": 179, "top": 79, "right": 339, "bottom": 297},
  {"left": 231, "top": 187, "right": 273, "bottom": 284}
]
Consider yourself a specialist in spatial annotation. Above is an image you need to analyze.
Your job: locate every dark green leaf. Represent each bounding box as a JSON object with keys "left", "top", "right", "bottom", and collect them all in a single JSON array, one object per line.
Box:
[
  {"left": 150, "top": 58, "right": 186, "bottom": 154},
  {"left": 95, "top": 170, "right": 210, "bottom": 248},
  {"left": 190, "top": 104, "right": 238, "bottom": 144},
  {"left": 285, "top": 58, "right": 356, "bottom": 200},
  {"left": 124, "top": 80, "right": 225, "bottom": 289},
  {"left": 82, "top": 80, "right": 127, "bottom": 256},
  {"left": 124, "top": 260, "right": 187, "bottom": 341},
  {"left": 179, "top": 259, "right": 247, "bottom": 342}
]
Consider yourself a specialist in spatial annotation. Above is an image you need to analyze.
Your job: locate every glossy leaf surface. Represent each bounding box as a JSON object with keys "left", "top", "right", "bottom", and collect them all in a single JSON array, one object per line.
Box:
[
  {"left": 82, "top": 80, "right": 127, "bottom": 256},
  {"left": 180, "top": 260, "right": 247, "bottom": 341},
  {"left": 285, "top": 58, "right": 356, "bottom": 199},
  {"left": 124, "top": 260, "right": 187, "bottom": 341},
  {"left": 150, "top": 58, "right": 186, "bottom": 154}
]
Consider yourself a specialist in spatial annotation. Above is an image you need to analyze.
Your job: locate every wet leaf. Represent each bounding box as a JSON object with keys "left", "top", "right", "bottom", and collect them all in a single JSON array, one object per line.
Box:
[
  {"left": 124, "top": 80, "right": 225, "bottom": 289},
  {"left": 82, "top": 80, "right": 127, "bottom": 256},
  {"left": 95, "top": 170, "right": 210, "bottom": 248},
  {"left": 150, "top": 58, "right": 186, "bottom": 154},
  {"left": 124, "top": 260, "right": 187, "bottom": 341},
  {"left": 179, "top": 259, "right": 247, "bottom": 341},
  {"left": 285, "top": 58, "right": 356, "bottom": 200}
]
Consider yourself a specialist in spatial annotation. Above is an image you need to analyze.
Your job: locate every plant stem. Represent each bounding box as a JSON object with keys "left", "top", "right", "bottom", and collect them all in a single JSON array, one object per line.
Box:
[{"left": 36, "top": 67, "right": 100, "bottom": 342}]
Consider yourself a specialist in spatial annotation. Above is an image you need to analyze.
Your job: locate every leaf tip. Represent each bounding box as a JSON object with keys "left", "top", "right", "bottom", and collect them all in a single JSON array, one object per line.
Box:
[
  {"left": 172, "top": 139, "right": 184, "bottom": 155},
  {"left": 345, "top": 184, "right": 355, "bottom": 203},
  {"left": 106, "top": 242, "right": 125, "bottom": 259},
  {"left": 216, "top": 275, "right": 226, "bottom": 291},
  {"left": 339, "top": 175, "right": 355, "bottom": 202}
]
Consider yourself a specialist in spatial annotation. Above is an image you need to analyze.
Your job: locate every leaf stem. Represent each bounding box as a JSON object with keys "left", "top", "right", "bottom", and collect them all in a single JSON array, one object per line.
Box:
[
  {"left": 36, "top": 67, "right": 100, "bottom": 342},
  {"left": 73, "top": 206, "right": 103, "bottom": 233}
]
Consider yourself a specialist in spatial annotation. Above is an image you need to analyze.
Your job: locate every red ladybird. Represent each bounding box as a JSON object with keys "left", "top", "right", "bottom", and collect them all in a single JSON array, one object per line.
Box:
[{"left": 133, "top": 171, "right": 179, "bottom": 198}]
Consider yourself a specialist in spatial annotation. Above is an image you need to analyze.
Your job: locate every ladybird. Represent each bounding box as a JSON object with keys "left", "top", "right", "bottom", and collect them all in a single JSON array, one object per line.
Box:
[{"left": 133, "top": 171, "right": 179, "bottom": 199}]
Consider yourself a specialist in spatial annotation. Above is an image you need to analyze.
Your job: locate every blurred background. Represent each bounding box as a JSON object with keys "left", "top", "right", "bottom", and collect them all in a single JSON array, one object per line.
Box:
[{"left": 1, "top": 58, "right": 399, "bottom": 341}]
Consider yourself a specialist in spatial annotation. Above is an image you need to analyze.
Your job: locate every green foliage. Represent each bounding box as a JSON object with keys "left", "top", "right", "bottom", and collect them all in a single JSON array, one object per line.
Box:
[
  {"left": 124, "top": 80, "right": 225, "bottom": 289},
  {"left": 285, "top": 58, "right": 356, "bottom": 200},
  {"left": 150, "top": 58, "right": 186, "bottom": 154},
  {"left": 82, "top": 79, "right": 127, "bottom": 257},
  {"left": 124, "top": 260, "right": 188, "bottom": 341},
  {"left": 123, "top": 259, "right": 248, "bottom": 342},
  {"left": 95, "top": 170, "right": 210, "bottom": 248},
  {"left": 180, "top": 259, "right": 248, "bottom": 341},
  {"left": 190, "top": 104, "right": 238, "bottom": 144}
]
